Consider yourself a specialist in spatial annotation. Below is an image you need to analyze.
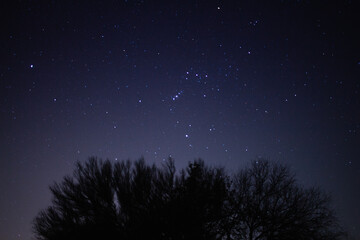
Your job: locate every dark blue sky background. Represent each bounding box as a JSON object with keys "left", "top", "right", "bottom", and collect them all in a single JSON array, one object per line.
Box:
[{"left": 1, "top": 1, "right": 359, "bottom": 239}]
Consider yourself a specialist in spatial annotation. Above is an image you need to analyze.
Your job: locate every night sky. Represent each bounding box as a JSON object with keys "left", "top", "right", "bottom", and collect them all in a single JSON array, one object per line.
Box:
[{"left": 1, "top": 0, "right": 359, "bottom": 239}]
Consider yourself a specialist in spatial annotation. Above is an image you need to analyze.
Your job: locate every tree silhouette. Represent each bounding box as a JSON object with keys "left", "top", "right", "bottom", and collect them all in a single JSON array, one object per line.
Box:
[
  {"left": 227, "top": 160, "right": 344, "bottom": 240},
  {"left": 33, "top": 157, "right": 345, "bottom": 240},
  {"left": 111, "top": 157, "right": 176, "bottom": 239},
  {"left": 33, "top": 158, "right": 121, "bottom": 240},
  {"left": 165, "top": 159, "right": 229, "bottom": 240},
  {"left": 34, "top": 157, "right": 179, "bottom": 240}
]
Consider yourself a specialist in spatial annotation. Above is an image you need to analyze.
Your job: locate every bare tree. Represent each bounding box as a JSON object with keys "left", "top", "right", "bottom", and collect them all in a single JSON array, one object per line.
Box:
[
  {"left": 33, "top": 157, "right": 345, "bottom": 240},
  {"left": 33, "top": 158, "right": 118, "bottom": 240},
  {"left": 111, "top": 157, "right": 176, "bottom": 239},
  {"left": 33, "top": 157, "right": 177, "bottom": 240},
  {"left": 228, "top": 160, "right": 344, "bottom": 240}
]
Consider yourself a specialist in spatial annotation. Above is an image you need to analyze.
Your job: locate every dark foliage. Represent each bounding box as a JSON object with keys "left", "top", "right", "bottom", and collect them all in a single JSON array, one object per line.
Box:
[
  {"left": 33, "top": 158, "right": 344, "bottom": 240},
  {"left": 166, "top": 160, "right": 229, "bottom": 240}
]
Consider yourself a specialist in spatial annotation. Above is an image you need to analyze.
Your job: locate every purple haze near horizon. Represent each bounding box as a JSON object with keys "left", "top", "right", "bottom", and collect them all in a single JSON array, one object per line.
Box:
[{"left": 0, "top": 1, "right": 359, "bottom": 239}]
